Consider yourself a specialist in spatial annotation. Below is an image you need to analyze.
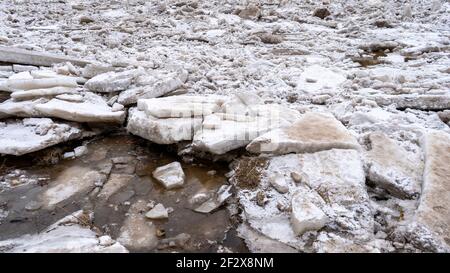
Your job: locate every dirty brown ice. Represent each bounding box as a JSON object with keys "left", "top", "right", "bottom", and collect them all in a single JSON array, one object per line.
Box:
[{"left": 0, "top": 0, "right": 449, "bottom": 253}]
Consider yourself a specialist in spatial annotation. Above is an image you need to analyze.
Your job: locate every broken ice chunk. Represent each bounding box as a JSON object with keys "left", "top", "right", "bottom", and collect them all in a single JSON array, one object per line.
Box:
[
  {"left": 152, "top": 162, "right": 185, "bottom": 189},
  {"left": 194, "top": 185, "right": 232, "bottom": 213},
  {"left": 291, "top": 189, "right": 329, "bottom": 235},
  {"left": 127, "top": 107, "right": 202, "bottom": 144}
]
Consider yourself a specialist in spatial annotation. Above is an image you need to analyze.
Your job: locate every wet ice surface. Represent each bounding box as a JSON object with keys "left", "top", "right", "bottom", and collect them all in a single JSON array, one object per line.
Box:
[{"left": 0, "top": 134, "right": 247, "bottom": 253}]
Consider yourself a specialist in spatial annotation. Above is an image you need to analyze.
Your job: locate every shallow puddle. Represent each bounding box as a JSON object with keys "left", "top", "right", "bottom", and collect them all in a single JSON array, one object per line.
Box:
[{"left": 0, "top": 134, "right": 248, "bottom": 252}]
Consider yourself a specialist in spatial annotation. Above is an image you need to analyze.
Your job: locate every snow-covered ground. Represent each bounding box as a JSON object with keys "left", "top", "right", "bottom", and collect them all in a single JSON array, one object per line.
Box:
[{"left": 0, "top": 0, "right": 449, "bottom": 253}]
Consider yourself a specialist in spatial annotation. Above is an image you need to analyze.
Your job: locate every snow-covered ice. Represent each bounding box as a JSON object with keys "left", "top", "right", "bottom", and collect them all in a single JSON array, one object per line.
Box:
[{"left": 0, "top": 0, "right": 449, "bottom": 253}]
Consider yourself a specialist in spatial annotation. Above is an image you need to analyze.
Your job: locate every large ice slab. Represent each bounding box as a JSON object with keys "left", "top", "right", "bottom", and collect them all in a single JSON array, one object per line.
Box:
[
  {"left": 415, "top": 131, "right": 450, "bottom": 247},
  {"left": 193, "top": 116, "right": 285, "bottom": 155},
  {"left": 0, "top": 118, "right": 84, "bottom": 155},
  {"left": 0, "top": 98, "right": 46, "bottom": 117},
  {"left": 246, "top": 112, "right": 360, "bottom": 154}
]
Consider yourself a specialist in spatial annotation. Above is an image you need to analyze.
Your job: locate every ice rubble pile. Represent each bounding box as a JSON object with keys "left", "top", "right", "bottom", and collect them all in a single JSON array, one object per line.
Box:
[
  {"left": 126, "top": 92, "right": 365, "bottom": 156},
  {"left": 0, "top": 63, "right": 187, "bottom": 155},
  {"left": 127, "top": 92, "right": 307, "bottom": 154}
]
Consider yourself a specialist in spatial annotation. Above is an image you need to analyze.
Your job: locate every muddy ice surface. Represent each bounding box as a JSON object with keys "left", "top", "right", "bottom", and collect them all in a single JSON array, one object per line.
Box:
[{"left": 0, "top": 135, "right": 247, "bottom": 253}]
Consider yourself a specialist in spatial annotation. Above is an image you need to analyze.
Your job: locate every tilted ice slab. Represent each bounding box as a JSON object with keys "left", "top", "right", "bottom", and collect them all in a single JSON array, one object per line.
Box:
[
  {"left": 152, "top": 161, "right": 185, "bottom": 189},
  {"left": 35, "top": 92, "right": 126, "bottom": 123},
  {"left": 0, "top": 77, "right": 77, "bottom": 92},
  {"left": 237, "top": 223, "right": 297, "bottom": 253},
  {"left": 246, "top": 112, "right": 360, "bottom": 155},
  {"left": 128, "top": 94, "right": 302, "bottom": 154},
  {"left": 0, "top": 91, "right": 125, "bottom": 123},
  {"left": 84, "top": 68, "right": 144, "bottom": 93},
  {"left": 194, "top": 185, "right": 232, "bottom": 213},
  {"left": 0, "top": 118, "right": 85, "bottom": 156},
  {"left": 137, "top": 95, "right": 226, "bottom": 118},
  {"left": 414, "top": 131, "right": 450, "bottom": 248},
  {"left": 0, "top": 210, "right": 128, "bottom": 253},
  {"left": 364, "top": 132, "right": 423, "bottom": 199}
]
